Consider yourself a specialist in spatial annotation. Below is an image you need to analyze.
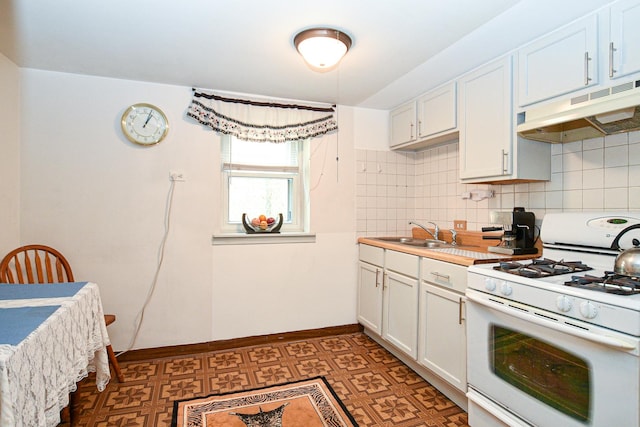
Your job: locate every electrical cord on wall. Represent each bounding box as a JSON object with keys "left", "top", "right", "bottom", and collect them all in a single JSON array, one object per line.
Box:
[{"left": 116, "top": 178, "right": 177, "bottom": 357}]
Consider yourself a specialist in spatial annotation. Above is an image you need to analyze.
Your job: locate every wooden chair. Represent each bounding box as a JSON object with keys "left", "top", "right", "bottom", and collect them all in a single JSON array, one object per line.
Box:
[{"left": 0, "top": 245, "right": 125, "bottom": 383}]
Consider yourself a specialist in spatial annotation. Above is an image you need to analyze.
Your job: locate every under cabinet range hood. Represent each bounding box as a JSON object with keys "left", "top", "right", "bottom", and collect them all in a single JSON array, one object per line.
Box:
[{"left": 517, "top": 79, "right": 640, "bottom": 143}]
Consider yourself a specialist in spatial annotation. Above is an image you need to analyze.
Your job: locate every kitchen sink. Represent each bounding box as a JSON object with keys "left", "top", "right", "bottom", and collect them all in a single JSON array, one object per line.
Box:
[
  {"left": 370, "top": 237, "right": 504, "bottom": 259},
  {"left": 373, "top": 237, "right": 453, "bottom": 248}
]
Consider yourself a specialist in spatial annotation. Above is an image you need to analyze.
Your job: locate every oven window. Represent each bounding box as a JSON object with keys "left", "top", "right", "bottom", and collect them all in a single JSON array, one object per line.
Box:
[{"left": 491, "top": 325, "right": 591, "bottom": 422}]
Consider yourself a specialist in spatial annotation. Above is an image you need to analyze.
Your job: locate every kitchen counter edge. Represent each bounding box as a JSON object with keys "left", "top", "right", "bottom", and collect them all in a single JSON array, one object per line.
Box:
[{"left": 357, "top": 237, "right": 539, "bottom": 267}]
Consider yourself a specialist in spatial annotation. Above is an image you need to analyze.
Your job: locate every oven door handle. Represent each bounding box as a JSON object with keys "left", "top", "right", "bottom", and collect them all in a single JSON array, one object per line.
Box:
[{"left": 466, "top": 291, "right": 637, "bottom": 351}]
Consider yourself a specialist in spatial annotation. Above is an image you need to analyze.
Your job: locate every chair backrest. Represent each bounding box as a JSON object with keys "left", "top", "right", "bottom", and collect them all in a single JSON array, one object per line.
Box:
[{"left": 0, "top": 244, "right": 74, "bottom": 284}]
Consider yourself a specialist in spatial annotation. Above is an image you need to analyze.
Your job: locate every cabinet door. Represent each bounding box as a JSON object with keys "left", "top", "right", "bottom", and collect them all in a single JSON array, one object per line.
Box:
[
  {"left": 609, "top": 0, "right": 640, "bottom": 80},
  {"left": 459, "top": 56, "right": 513, "bottom": 180},
  {"left": 417, "top": 82, "right": 457, "bottom": 139},
  {"left": 389, "top": 101, "right": 416, "bottom": 147},
  {"left": 518, "top": 14, "right": 598, "bottom": 106},
  {"left": 383, "top": 270, "right": 419, "bottom": 358},
  {"left": 357, "top": 261, "right": 382, "bottom": 334},
  {"left": 419, "top": 284, "right": 466, "bottom": 392}
]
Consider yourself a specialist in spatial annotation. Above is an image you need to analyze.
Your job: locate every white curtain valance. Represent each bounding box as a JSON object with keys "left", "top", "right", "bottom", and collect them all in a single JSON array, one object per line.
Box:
[{"left": 187, "top": 89, "right": 337, "bottom": 143}]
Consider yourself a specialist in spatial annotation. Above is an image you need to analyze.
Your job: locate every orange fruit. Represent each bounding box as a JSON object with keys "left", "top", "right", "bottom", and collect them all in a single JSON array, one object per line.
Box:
[{"left": 259, "top": 214, "right": 267, "bottom": 222}]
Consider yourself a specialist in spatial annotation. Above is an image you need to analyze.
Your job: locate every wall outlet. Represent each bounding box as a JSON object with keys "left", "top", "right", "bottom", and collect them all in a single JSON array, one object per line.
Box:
[
  {"left": 170, "top": 171, "right": 185, "bottom": 182},
  {"left": 453, "top": 220, "right": 467, "bottom": 230}
]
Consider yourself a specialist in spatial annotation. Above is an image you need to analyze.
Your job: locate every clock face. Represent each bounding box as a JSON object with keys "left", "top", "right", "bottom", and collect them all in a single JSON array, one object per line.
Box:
[{"left": 121, "top": 103, "right": 169, "bottom": 145}]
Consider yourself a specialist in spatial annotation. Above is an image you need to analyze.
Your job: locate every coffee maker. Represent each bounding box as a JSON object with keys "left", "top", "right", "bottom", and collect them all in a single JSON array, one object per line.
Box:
[{"left": 486, "top": 207, "right": 538, "bottom": 255}]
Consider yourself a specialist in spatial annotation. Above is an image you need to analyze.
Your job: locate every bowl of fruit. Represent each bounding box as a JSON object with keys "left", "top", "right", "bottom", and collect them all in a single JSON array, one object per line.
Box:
[{"left": 242, "top": 213, "right": 283, "bottom": 234}]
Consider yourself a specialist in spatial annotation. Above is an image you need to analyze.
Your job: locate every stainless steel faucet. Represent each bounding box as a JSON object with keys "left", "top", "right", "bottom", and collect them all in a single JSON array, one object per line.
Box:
[
  {"left": 409, "top": 221, "right": 439, "bottom": 240},
  {"left": 449, "top": 229, "right": 458, "bottom": 246}
]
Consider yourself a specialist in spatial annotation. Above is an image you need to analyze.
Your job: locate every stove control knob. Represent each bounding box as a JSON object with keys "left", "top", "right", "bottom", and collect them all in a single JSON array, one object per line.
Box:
[
  {"left": 500, "top": 282, "right": 513, "bottom": 296},
  {"left": 556, "top": 295, "right": 572, "bottom": 312},
  {"left": 579, "top": 301, "right": 598, "bottom": 319},
  {"left": 484, "top": 278, "right": 497, "bottom": 292}
]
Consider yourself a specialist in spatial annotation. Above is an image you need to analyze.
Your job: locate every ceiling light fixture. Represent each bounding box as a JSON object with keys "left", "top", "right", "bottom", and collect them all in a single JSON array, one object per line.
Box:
[{"left": 294, "top": 28, "right": 352, "bottom": 71}]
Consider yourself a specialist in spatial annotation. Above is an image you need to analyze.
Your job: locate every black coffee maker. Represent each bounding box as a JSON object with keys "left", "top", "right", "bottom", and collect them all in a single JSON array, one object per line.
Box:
[
  {"left": 486, "top": 207, "right": 538, "bottom": 255},
  {"left": 512, "top": 207, "right": 537, "bottom": 253}
]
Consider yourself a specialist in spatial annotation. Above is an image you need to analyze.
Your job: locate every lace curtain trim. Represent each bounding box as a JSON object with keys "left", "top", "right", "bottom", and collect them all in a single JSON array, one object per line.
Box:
[{"left": 187, "top": 89, "right": 337, "bottom": 143}]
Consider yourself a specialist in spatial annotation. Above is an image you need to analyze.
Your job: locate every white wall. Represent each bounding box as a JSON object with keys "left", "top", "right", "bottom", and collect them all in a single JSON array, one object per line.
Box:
[
  {"left": 0, "top": 53, "right": 21, "bottom": 255},
  {"left": 20, "top": 69, "right": 358, "bottom": 350}
]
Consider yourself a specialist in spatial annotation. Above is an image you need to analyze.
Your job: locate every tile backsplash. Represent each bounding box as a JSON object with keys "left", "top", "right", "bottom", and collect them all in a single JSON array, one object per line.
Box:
[{"left": 356, "top": 130, "right": 640, "bottom": 237}]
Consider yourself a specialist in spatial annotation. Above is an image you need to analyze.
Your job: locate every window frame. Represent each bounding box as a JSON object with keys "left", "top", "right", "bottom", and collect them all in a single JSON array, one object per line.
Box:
[{"left": 220, "top": 135, "right": 310, "bottom": 234}]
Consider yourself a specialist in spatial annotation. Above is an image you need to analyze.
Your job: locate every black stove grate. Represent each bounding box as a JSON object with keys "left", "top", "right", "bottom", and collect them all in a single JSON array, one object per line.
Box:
[
  {"left": 493, "top": 258, "right": 592, "bottom": 278},
  {"left": 564, "top": 272, "right": 640, "bottom": 295}
]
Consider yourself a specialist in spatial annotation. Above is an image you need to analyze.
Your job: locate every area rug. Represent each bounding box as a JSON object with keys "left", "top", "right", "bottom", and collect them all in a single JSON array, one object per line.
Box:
[{"left": 172, "top": 376, "right": 358, "bottom": 427}]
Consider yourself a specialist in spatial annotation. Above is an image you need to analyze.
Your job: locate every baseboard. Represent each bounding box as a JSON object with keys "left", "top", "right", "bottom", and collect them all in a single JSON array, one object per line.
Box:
[{"left": 117, "top": 323, "right": 364, "bottom": 362}]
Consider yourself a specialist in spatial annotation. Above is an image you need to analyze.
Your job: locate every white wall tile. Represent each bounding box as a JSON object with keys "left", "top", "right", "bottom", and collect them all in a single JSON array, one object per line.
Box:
[
  {"left": 630, "top": 187, "right": 640, "bottom": 209},
  {"left": 563, "top": 170, "right": 582, "bottom": 190},
  {"left": 582, "top": 137, "right": 604, "bottom": 151},
  {"left": 563, "top": 140, "right": 582, "bottom": 153},
  {"left": 604, "top": 145, "right": 628, "bottom": 168},
  {"left": 605, "top": 133, "right": 628, "bottom": 147},
  {"left": 563, "top": 152, "right": 583, "bottom": 171},
  {"left": 630, "top": 165, "right": 640, "bottom": 184},
  {"left": 583, "top": 189, "right": 604, "bottom": 209},
  {"left": 582, "top": 168, "right": 603, "bottom": 189},
  {"left": 546, "top": 191, "right": 563, "bottom": 209},
  {"left": 605, "top": 187, "right": 628, "bottom": 209},
  {"left": 582, "top": 148, "right": 603, "bottom": 169},
  {"left": 604, "top": 166, "right": 628, "bottom": 188},
  {"left": 563, "top": 190, "right": 582, "bottom": 209},
  {"left": 630, "top": 143, "right": 640, "bottom": 165},
  {"left": 529, "top": 191, "right": 546, "bottom": 209},
  {"left": 551, "top": 154, "right": 563, "bottom": 173},
  {"left": 355, "top": 131, "right": 638, "bottom": 236}
]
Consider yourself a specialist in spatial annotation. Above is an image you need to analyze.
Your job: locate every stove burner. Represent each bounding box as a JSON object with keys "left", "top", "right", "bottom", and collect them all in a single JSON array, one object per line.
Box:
[
  {"left": 493, "top": 258, "right": 593, "bottom": 278},
  {"left": 564, "top": 272, "right": 640, "bottom": 295}
]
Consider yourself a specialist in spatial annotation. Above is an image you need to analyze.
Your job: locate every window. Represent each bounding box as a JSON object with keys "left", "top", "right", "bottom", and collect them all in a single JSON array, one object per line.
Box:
[{"left": 221, "top": 136, "right": 310, "bottom": 233}]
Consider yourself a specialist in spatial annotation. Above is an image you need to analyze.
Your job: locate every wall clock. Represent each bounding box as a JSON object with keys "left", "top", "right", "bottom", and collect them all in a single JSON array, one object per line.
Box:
[{"left": 121, "top": 103, "right": 169, "bottom": 146}]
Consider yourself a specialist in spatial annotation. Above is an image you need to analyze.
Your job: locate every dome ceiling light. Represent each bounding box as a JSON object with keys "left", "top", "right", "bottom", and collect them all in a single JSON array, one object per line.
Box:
[{"left": 294, "top": 28, "right": 352, "bottom": 71}]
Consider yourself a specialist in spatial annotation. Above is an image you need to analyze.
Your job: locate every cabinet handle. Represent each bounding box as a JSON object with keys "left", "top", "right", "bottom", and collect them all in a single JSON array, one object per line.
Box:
[
  {"left": 430, "top": 271, "right": 450, "bottom": 282},
  {"left": 584, "top": 51, "right": 592, "bottom": 85},
  {"left": 418, "top": 120, "right": 422, "bottom": 136},
  {"left": 609, "top": 42, "right": 617, "bottom": 78},
  {"left": 458, "top": 297, "right": 465, "bottom": 325},
  {"left": 410, "top": 122, "right": 414, "bottom": 139},
  {"left": 501, "top": 149, "right": 509, "bottom": 174},
  {"left": 383, "top": 272, "right": 388, "bottom": 289},
  {"left": 375, "top": 269, "right": 380, "bottom": 288}
]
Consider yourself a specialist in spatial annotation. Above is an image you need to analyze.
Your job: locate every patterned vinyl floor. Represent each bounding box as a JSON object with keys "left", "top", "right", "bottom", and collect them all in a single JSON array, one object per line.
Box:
[{"left": 69, "top": 332, "right": 469, "bottom": 426}]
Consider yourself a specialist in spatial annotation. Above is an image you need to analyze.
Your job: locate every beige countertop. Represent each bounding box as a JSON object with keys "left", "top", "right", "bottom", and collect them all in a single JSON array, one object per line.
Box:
[{"left": 358, "top": 228, "right": 541, "bottom": 267}]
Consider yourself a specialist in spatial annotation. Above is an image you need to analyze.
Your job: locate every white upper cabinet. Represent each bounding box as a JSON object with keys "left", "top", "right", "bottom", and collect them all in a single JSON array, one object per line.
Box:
[
  {"left": 518, "top": 14, "right": 598, "bottom": 107},
  {"left": 389, "top": 82, "right": 458, "bottom": 150},
  {"left": 460, "top": 56, "right": 550, "bottom": 183},
  {"left": 416, "top": 82, "right": 457, "bottom": 139},
  {"left": 609, "top": 0, "right": 640, "bottom": 80},
  {"left": 389, "top": 101, "right": 417, "bottom": 147},
  {"left": 518, "top": 0, "right": 640, "bottom": 107},
  {"left": 459, "top": 57, "right": 513, "bottom": 180}
]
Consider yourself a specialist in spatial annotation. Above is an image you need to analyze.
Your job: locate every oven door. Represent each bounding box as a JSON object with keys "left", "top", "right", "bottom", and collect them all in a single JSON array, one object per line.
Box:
[{"left": 466, "top": 288, "right": 640, "bottom": 427}]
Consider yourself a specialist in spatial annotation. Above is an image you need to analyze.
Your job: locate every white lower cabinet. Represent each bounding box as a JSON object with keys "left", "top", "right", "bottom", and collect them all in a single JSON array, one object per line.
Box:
[
  {"left": 418, "top": 258, "right": 467, "bottom": 392},
  {"left": 383, "top": 269, "right": 419, "bottom": 358},
  {"left": 357, "top": 245, "right": 419, "bottom": 358},
  {"left": 357, "top": 245, "right": 384, "bottom": 335},
  {"left": 356, "top": 244, "right": 468, "bottom": 408},
  {"left": 383, "top": 250, "right": 419, "bottom": 358}
]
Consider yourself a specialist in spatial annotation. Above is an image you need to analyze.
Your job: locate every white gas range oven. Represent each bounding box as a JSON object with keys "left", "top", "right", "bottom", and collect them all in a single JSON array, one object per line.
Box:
[{"left": 466, "top": 212, "right": 640, "bottom": 427}]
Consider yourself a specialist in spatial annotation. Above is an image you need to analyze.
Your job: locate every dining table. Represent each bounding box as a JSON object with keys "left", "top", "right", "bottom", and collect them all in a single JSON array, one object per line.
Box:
[{"left": 0, "top": 281, "right": 111, "bottom": 427}]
